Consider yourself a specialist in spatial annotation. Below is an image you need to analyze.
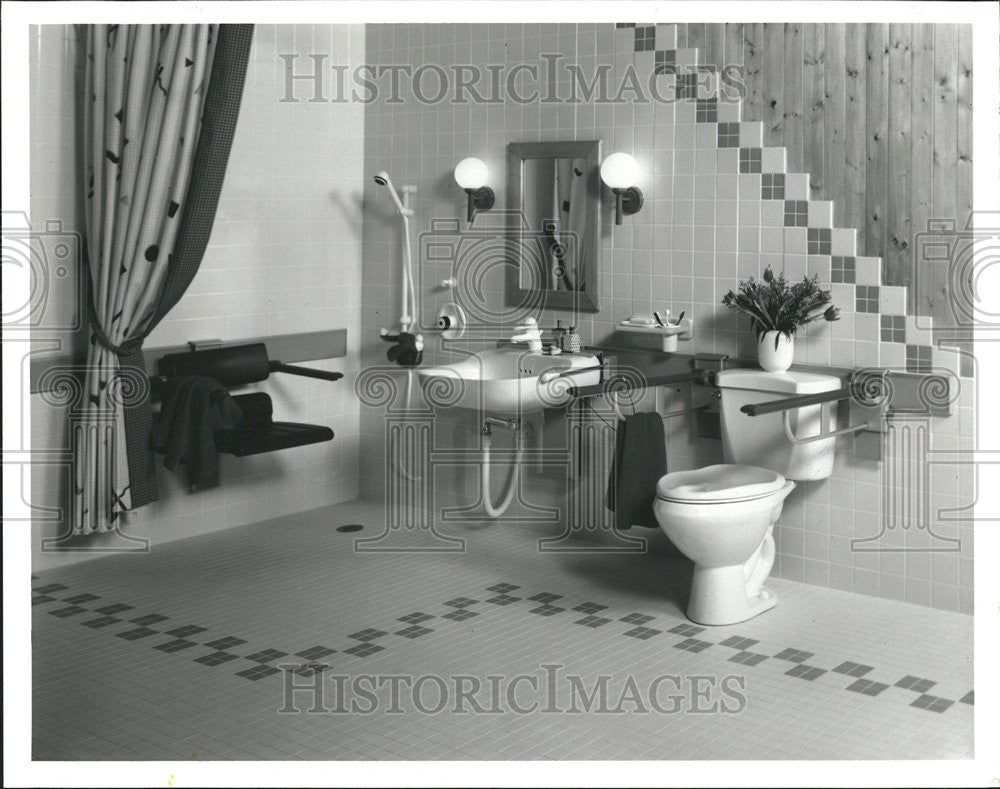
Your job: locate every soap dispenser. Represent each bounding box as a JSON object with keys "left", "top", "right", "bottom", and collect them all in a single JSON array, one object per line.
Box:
[{"left": 566, "top": 325, "right": 582, "bottom": 353}]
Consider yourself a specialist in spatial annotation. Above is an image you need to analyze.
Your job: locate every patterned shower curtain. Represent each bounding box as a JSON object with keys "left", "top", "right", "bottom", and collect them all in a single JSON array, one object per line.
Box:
[{"left": 74, "top": 24, "right": 253, "bottom": 534}]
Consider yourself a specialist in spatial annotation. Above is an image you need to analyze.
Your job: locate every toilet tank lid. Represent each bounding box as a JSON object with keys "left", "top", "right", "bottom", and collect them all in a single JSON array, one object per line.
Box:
[{"left": 716, "top": 369, "right": 841, "bottom": 395}]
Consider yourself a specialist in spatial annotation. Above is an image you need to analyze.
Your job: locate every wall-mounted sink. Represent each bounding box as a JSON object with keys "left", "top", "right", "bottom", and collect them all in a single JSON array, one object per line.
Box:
[{"left": 418, "top": 348, "right": 602, "bottom": 415}]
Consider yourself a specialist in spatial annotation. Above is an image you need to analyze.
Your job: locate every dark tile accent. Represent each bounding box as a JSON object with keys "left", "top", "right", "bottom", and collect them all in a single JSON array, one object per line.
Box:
[
  {"left": 575, "top": 615, "right": 613, "bottom": 628},
  {"left": 116, "top": 627, "right": 159, "bottom": 641},
  {"left": 676, "top": 72, "right": 698, "bottom": 99},
  {"left": 573, "top": 602, "right": 609, "bottom": 614},
  {"left": 807, "top": 227, "right": 832, "bottom": 255},
  {"left": 32, "top": 595, "right": 56, "bottom": 605},
  {"left": 784, "top": 199, "right": 808, "bottom": 227},
  {"left": 398, "top": 612, "right": 435, "bottom": 624},
  {"left": 906, "top": 344, "right": 932, "bottom": 374},
  {"left": 485, "top": 594, "right": 521, "bottom": 606},
  {"left": 81, "top": 615, "right": 122, "bottom": 629},
  {"left": 719, "top": 635, "right": 759, "bottom": 650},
  {"left": 346, "top": 629, "right": 388, "bottom": 641},
  {"left": 615, "top": 23, "right": 637, "bottom": 29},
  {"left": 717, "top": 121, "right": 740, "bottom": 148},
  {"left": 620, "top": 613, "right": 655, "bottom": 625},
  {"left": 527, "top": 592, "right": 563, "bottom": 604},
  {"left": 856, "top": 284, "right": 880, "bottom": 313},
  {"left": 729, "top": 651, "right": 768, "bottom": 666},
  {"left": 654, "top": 49, "right": 676, "bottom": 75},
  {"left": 880, "top": 314, "right": 905, "bottom": 343},
  {"left": 833, "top": 661, "right": 874, "bottom": 677},
  {"left": 786, "top": 664, "right": 827, "bottom": 681},
  {"left": 761, "top": 173, "right": 785, "bottom": 200},
  {"left": 236, "top": 664, "right": 281, "bottom": 681},
  {"left": 205, "top": 636, "right": 248, "bottom": 650},
  {"left": 343, "top": 642, "right": 385, "bottom": 658},
  {"left": 739, "top": 147, "right": 762, "bottom": 174},
  {"left": 624, "top": 626, "right": 663, "bottom": 640},
  {"left": 48, "top": 605, "right": 87, "bottom": 618},
  {"left": 396, "top": 625, "right": 434, "bottom": 639},
  {"left": 95, "top": 603, "right": 134, "bottom": 615},
  {"left": 63, "top": 593, "right": 100, "bottom": 604},
  {"left": 245, "top": 649, "right": 289, "bottom": 664},
  {"left": 668, "top": 623, "right": 705, "bottom": 636},
  {"left": 33, "top": 583, "right": 69, "bottom": 594},
  {"left": 291, "top": 662, "right": 329, "bottom": 677},
  {"left": 959, "top": 690, "right": 974, "bottom": 705},
  {"left": 911, "top": 694, "right": 954, "bottom": 713},
  {"left": 846, "top": 678, "right": 889, "bottom": 696},
  {"left": 696, "top": 98, "right": 718, "bottom": 123},
  {"left": 130, "top": 613, "right": 169, "bottom": 626},
  {"left": 154, "top": 638, "right": 198, "bottom": 653},
  {"left": 166, "top": 625, "right": 208, "bottom": 639},
  {"left": 295, "top": 646, "right": 336, "bottom": 661},
  {"left": 485, "top": 583, "right": 520, "bottom": 593},
  {"left": 527, "top": 604, "right": 564, "bottom": 617},
  {"left": 831, "top": 255, "right": 856, "bottom": 283},
  {"left": 443, "top": 597, "right": 479, "bottom": 608},
  {"left": 895, "top": 675, "right": 937, "bottom": 693},
  {"left": 194, "top": 651, "right": 240, "bottom": 666},
  {"left": 774, "top": 647, "right": 814, "bottom": 663},
  {"left": 634, "top": 25, "right": 655, "bottom": 52},
  {"left": 443, "top": 608, "right": 480, "bottom": 621},
  {"left": 673, "top": 637, "right": 712, "bottom": 652}
]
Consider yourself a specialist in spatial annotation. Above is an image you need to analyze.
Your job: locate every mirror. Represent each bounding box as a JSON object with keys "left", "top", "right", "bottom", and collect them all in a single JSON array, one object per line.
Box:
[{"left": 506, "top": 140, "right": 602, "bottom": 312}]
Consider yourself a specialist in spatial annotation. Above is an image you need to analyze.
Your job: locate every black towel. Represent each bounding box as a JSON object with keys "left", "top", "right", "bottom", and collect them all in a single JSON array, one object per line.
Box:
[
  {"left": 152, "top": 376, "right": 242, "bottom": 490},
  {"left": 606, "top": 411, "right": 666, "bottom": 529}
]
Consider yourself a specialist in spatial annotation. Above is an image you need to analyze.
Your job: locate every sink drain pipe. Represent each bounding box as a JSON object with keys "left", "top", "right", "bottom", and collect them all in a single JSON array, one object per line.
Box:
[{"left": 481, "top": 417, "right": 523, "bottom": 519}]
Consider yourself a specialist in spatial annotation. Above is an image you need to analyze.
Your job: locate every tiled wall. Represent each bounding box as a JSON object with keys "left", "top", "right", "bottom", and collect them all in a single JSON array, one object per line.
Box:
[
  {"left": 360, "top": 23, "right": 974, "bottom": 613},
  {"left": 29, "top": 24, "right": 366, "bottom": 570}
]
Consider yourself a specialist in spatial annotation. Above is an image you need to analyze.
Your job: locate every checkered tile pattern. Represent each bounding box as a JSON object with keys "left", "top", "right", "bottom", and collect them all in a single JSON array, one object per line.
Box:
[
  {"left": 761, "top": 173, "right": 785, "bottom": 199},
  {"left": 634, "top": 25, "right": 655, "bottom": 51},
  {"left": 831, "top": 254, "right": 856, "bottom": 283},
  {"left": 695, "top": 98, "right": 717, "bottom": 122},
  {"left": 856, "top": 284, "right": 880, "bottom": 312},
  {"left": 739, "top": 147, "right": 762, "bottom": 173},
  {"left": 881, "top": 314, "right": 905, "bottom": 342},
  {"left": 654, "top": 49, "right": 676, "bottom": 75},
  {"left": 906, "top": 344, "right": 933, "bottom": 373},
  {"left": 784, "top": 199, "right": 809, "bottom": 226},
  {"left": 717, "top": 121, "right": 740, "bottom": 148},
  {"left": 808, "top": 227, "right": 832, "bottom": 255}
]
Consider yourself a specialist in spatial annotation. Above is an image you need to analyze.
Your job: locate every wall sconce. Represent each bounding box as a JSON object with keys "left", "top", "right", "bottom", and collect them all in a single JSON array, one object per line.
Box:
[
  {"left": 454, "top": 157, "right": 495, "bottom": 223},
  {"left": 600, "top": 152, "right": 643, "bottom": 225}
]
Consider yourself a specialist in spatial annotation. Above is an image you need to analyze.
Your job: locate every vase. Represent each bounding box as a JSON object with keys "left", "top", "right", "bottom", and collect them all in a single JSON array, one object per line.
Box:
[{"left": 757, "top": 331, "right": 794, "bottom": 372}]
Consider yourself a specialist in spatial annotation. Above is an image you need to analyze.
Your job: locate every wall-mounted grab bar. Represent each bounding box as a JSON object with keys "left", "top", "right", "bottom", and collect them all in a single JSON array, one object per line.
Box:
[
  {"left": 740, "top": 386, "right": 853, "bottom": 417},
  {"left": 567, "top": 368, "right": 711, "bottom": 399},
  {"left": 740, "top": 382, "right": 883, "bottom": 446},
  {"left": 268, "top": 361, "right": 344, "bottom": 382}
]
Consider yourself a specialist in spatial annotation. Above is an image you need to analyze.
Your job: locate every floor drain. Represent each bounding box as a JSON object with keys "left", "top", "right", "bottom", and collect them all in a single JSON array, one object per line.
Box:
[{"left": 336, "top": 524, "right": 364, "bottom": 533}]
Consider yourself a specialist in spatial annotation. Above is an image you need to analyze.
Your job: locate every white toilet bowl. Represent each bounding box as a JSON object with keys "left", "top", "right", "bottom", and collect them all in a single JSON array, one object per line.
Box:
[{"left": 653, "top": 464, "right": 796, "bottom": 626}]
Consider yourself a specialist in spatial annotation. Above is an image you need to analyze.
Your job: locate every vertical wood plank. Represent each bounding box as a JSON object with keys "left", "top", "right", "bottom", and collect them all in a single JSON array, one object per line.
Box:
[
  {"left": 803, "top": 24, "right": 826, "bottom": 198},
  {"left": 956, "top": 25, "right": 973, "bottom": 232},
  {"left": 783, "top": 24, "right": 804, "bottom": 173},
  {"left": 824, "top": 25, "right": 847, "bottom": 227},
  {"left": 932, "top": 24, "right": 958, "bottom": 321},
  {"left": 724, "top": 22, "right": 745, "bottom": 69},
  {"left": 910, "top": 24, "right": 935, "bottom": 314},
  {"left": 676, "top": 23, "right": 688, "bottom": 49},
  {"left": 742, "top": 23, "right": 764, "bottom": 123},
  {"left": 762, "top": 23, "right": 785, "bottom": 141},
  {"left": 864, "top": 23, "right": 889, "bottom": 263},
  {"left": 886, "top": 24, "right": 912, "bottom": 290},
  {"left": 687, "top": 22, "right": 707, "bottom": 58},
  {"left": 704, "top": 23, "right": 726, "bottom": 71},
  {"left": 844, "top": 23, "right": 868, "bottom": 252},
  {"left": 722, "top": 23, "right": 745, "bottom": 108}
]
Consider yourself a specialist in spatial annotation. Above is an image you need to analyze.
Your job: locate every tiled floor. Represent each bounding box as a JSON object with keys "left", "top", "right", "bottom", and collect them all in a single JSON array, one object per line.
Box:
[{"left": 32, "top": 498, "right": 973, "bottom": 760}]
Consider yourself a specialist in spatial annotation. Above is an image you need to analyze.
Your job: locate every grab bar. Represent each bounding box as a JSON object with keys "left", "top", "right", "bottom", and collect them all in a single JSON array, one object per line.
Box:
[
  {"left": 268, "top": 361, "right": 344, "bottom": 382},
  {"left": 567, "top": 368, "right": 711, "bottom": 399},
  {"left": 741, "top": 384, "right": 881, "bottom": 446}
]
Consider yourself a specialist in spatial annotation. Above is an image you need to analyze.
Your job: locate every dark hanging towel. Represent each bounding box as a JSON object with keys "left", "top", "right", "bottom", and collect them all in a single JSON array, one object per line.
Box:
[{"left": 606, "top": 411, "right": 667, "bottom": 529}]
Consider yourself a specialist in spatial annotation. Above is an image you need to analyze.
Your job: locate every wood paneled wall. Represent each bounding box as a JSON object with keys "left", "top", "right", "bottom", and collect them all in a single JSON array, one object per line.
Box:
[{"left": 677, "top": 23, "right": 973, "bottom": 321}]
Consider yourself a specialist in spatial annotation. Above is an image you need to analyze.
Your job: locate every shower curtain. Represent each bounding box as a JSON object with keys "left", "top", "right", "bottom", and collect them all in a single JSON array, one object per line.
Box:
[
  {"left": 551, "top": 157, "right": 589, "bottom": 291},
  {"left": 73, "top": 24, "right": 253, "bottom": 533}
]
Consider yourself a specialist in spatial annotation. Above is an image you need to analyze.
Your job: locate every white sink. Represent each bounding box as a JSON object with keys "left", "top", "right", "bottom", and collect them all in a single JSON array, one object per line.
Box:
[{"left": 418, "top": 348, "right": 602, "bottom": 415}]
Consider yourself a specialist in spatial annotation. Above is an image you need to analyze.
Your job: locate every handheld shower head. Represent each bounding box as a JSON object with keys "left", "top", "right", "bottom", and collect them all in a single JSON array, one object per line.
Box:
[{"left": 373, "top": 171, "right": 409, "bottom": 216}]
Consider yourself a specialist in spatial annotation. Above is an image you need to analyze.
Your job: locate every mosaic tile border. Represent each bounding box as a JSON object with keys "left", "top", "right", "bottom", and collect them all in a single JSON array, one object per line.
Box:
[{"left": 32, "top": 578, "right": 973, "bottom": 715}]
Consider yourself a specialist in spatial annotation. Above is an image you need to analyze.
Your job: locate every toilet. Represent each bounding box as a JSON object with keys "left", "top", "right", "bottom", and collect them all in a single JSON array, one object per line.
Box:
[{"left": 653, "top": 369, "right": 841, "bottom": 625}]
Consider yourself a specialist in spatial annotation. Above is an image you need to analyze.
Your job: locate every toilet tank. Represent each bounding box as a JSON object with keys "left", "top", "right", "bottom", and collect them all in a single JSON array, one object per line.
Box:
[{"left": 716, "top": 369, "right": 841, "bottom": 481}]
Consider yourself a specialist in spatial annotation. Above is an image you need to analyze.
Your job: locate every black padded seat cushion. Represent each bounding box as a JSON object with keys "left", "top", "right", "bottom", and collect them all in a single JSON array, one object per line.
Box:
[{"left": 212, "top": 392, "right": 333, "bottom": 457}]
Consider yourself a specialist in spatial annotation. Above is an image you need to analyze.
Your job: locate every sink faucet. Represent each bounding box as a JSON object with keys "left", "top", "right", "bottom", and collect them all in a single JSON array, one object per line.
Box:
[{"left": 510, "top": 317, "right": 543, "bottom": 352}]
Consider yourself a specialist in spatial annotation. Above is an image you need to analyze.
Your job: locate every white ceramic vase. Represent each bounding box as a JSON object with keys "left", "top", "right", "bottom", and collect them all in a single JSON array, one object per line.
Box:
[{"left": 757, "top": 331, "right": 794, "bottom": 372}]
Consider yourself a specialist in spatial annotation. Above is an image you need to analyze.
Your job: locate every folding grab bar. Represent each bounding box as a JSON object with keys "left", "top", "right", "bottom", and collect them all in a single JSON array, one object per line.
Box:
[
  {"left": 566, "top": 368, "right": 711, "bottom": 399},
  {"left": 740, "top": 385, "right": 876, "bottom": 445}
]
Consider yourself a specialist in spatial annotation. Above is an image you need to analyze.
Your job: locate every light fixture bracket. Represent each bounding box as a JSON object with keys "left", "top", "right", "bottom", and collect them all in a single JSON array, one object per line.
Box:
[
  {"left": 612, "top": 186, "right": 643, "bottom": 225},
  {"left": 466, "top": 186, "right": 495, "bottom": 223}
]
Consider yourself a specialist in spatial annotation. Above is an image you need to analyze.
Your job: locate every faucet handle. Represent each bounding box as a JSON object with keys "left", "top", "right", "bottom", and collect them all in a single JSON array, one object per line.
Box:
[{"left": 513, "top": 317, "right": 540, "bottom": 333}]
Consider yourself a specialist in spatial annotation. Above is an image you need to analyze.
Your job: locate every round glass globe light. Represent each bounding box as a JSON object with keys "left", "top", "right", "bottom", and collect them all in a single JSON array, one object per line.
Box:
[
  {"left": 600, "top": 152, "right": 640, "bottom": 189},
  {"left": 454, "top": 157, "right": 489, "bottom": 189}
]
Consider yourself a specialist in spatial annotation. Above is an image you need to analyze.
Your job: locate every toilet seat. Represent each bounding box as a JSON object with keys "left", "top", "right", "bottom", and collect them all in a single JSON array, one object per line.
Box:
[{"left": 656, "top": 464, "right": 786, "bottom": 504}]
